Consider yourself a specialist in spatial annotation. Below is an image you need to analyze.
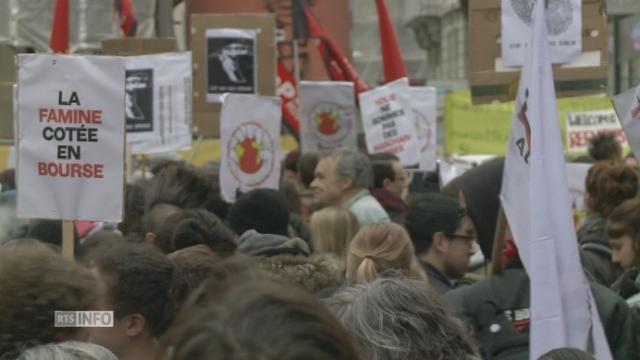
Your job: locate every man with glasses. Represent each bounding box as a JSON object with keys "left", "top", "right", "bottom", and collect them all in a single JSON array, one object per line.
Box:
[{"left": 405, "top": 192, "right": 477, "bottom": 294}]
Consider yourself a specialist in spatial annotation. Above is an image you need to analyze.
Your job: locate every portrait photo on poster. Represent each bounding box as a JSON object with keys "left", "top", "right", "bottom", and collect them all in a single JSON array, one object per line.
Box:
[
  {"left": 206, "top": 28, "right": 257, "bottom": 102},
  {"left": 125, "top": 69, "right": 153, "bottom": 132}
]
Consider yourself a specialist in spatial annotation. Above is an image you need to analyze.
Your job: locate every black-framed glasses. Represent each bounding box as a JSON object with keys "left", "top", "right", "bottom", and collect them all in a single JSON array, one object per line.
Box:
[{"left": 444, "top": 233, "right": 476, "bottom": 241}]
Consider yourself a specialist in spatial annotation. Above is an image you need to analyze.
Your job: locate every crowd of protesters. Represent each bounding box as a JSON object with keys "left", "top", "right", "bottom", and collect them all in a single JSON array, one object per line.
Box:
[{"left": 1, "top": 131, "right": 640, "bottom": 360}]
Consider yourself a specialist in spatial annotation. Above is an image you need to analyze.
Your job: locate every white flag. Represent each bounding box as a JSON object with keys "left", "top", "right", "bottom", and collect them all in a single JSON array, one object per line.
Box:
[
  {"left": 219, "top": 94, "right": 281, "bottom": 203},
  {"left": 612, "top": 85, "right": 640, "bottom": 161},
  {"left": 125, "top": 52, "right": 193, "bottom": 154},
  {"left": 300, "top": 81, "right": 357, "bottom": 153},
  {"left": 359, "top": 77, "right": 421, "bottom": 166},
  {"left": 500, "top": 1, "right": 611, "bottom": 358},
  {"left": 409, "top": 86, "right": 437, "bottom": 171}
]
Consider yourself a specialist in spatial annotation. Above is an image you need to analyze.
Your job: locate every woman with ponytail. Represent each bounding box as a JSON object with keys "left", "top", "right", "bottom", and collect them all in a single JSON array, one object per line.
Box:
[{"left": 346, "top": 222, "right": 426, "bottom": 285}]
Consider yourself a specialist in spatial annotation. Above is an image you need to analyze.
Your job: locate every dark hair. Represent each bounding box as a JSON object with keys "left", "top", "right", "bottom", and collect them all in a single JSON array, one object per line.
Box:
[
  {"left": 588, "top": 131, "right": 622, "bottom": 161},
  {"left": 163, "top": 280, "right": 361, "bottom": 360},
  {"left": 144, "top": 163, "right": 229, "bottom": 219},
  {"left": 228, "top": 188, "right": 291, "bottom": 237},
  {"left": 370, "top": 153, "right": 399, "bottom": 188},
  {"left": 283, "top": 149, "right": 301, "bottom": 174},
  {"left": 585, "top": 161, "right": 638, "bottom": 218},
  {"left": 154, "top": 208, "right": 237, "bottom": 256},
  {"left": 405, "top": 193, "right": 460, "bottom": 255},
  {"left": 77, "top": 230, "right": 126, "bottom": 264},
  {"left": 144, "top": 203, "right": 182, "bottom": 235},
  {"left": 93, "top": 243, "right": 175, "bottom": 337},
  {"left": 607, "top": 198, "right": 640, "bottom": 247},
  {"left": 24, "top": 219, "right": 67, "bottom": 249},
  {"left": 297, "top": 152, "right": 320, "bottom": 188},
  {"left": 167, "top": 245, "right": 223, "bottom": 308},
  {"left": 0, "top": 168, "right": 16, "bottom": 192},
  {"left": 280, "top": 178, "right": 302, "bottom": 214},
  {"left": 537, "top": 347, "right": 596, "bottom": 360},
  {"left": 119, "top": 182, "right": 146, "bottom": 236},
  {"left": 0, "top": 244, "right": 98, "bottom": 357}
]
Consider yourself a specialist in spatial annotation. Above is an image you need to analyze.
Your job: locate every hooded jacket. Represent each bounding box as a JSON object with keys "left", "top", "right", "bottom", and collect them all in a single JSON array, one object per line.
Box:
[{"left": 236, "top": 230, "right": 310, "bottom": 257}]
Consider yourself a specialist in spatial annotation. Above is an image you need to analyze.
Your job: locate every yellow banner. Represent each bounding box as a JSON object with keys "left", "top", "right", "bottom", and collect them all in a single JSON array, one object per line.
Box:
[{"left": 445, "top": 91, "right": 617, "bottom": 156}]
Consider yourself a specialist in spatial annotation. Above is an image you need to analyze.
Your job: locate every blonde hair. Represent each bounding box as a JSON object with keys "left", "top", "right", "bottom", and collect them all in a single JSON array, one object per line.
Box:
[
  {"left": 310, "top": 207, "right": 359, "bottom": 258},
  {"left": 346, "top": 223, "right": 427, "bottom": 285}
]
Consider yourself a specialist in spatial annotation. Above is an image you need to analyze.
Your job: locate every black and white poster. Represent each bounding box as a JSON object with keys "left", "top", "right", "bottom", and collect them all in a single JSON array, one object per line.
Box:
[
  {"left": 502, "top": 0, "right": 581, "bottom": 66},
  {"left": 125, "top": 69, "right": 153, "bottom": 132},
  {"left": 206, "top": 28, "right": 257, "bottom": 103},
  {"left": 125, "top": 52, "right": 193, "bottom": 154}
]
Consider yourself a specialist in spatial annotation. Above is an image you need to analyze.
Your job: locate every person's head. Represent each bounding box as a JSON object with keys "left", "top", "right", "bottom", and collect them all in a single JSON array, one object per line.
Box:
[
  {"left": 607, "top": 198, "right": 640, "bottom": 270},
  {"left": 282, "top": 149, "right": 301, "bottom": 181},
  {"left": 310, "top": 206, "right": 360, "bottom": 258},
  {"left": 405, "top": 193, "right": 476, "bottom": 279},
  {"left": 89, "top": 243, "right": 175, "bottom": 358},
  {"left": 143, "top": 203, "right": 182, "bottom": 243},
  {"left": 326, "top": 277, "right": 478, "bottom": 360},
  {"left": 625, "top": 152, "right": 639, "bottom": 169},
  {"left": 0, "top": 243, "right": 98, "bottom": 357},
  {"left": 588, "top": 131, "right": 622, "bottom": 161},
  {"left": 279, "top": 177, "right": 302, "bottom": 214},
  {"left": 441, "top": 157, "right": 503, "bottom": 259},
  {"left": 77, "top": 230, "right": 126, "bottom": 264},
  {"left": 162, "top": 280, "right": 361, "bottom": 360},
  {"left": 370, "top": 153, "right": 406, "bottom": 197},
  {"left": 585, "top": 160, "right": 638, "bottom": 218},
  {"left": 153, "top": 208, "right": 236, "bottom": 256},
  {"left": 16, "top": 341, "right": 118, "bottom": 360},
  {"left": 168, "top": 245, "right": 223, "bottom": 309},
  {"left": 119, "top": 182, "right": 145, "bottom": 236},
  {"left": 537, "top": 347, "right": 596, "bottom": 360},
  {"left": 228, "top": 188, "right": 291, "bottom": 237},
  {"left": 311, "top": 148, "right": 372, "bottom": 207},
  {"left": 346, "top": 222, "right": 426, "bottom": 285},
  {"left": 297, "top": 152, "right": 320, "bottom": 188}
]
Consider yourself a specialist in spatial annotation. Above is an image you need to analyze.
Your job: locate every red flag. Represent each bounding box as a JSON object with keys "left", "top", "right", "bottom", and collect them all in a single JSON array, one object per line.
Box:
[
  {"left": 50, "top": 0, "right": 69, "bottom": 53},
  {"left": 276, "top": 61, "right": 301, "bottom": 138},
  {"left": 375, "top": 0, "right": 408, "bottom": 83},
  {"left": 115, "top": 0, "right": 138, "bottom": 37},
  {"left": 304, "top": 8, "right": 369, "bottom": 94}
]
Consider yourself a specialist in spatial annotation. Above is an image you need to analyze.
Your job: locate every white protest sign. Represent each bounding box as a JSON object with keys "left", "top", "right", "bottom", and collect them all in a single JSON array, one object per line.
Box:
[
  {"left": 359, "top": 77, "right": 421, "bottom": 166},
  {"left": 501, "top": 0, "right": 581, "bottom": 66},
  {"left": 219, "top": 94, "right": 281, "bottom": 203},
  {"left": 126, "top": 52, "right": 193, "bottom": 154},
  {"left": 17, "top": 54, "right": 125, "bottom": 222},
  {"left": 566, "top": 162, "right": 591, "bottom": 228},
  {"left": 300, "top": 81, "right": 357, "bottom": 153},
  {"left": 566, "top": 110, "right": 627, "bottom": 153},
  {"left": 613, "top": 85, "right": 640, "bottom": 161},
  {"left": 206, "top": 28, "right": 258, "bottom": 103},
  {"left": 410, "top": 86, "right": 437, "bottom": 171}
]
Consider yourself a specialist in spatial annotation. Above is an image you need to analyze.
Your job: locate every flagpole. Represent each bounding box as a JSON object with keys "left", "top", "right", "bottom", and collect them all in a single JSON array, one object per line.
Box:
[
  {"left": 293, "top": 39, "right": 301, "bottom": 104},
  {"left": 62, "top": 220, "right": 74, "bottom": 259}
]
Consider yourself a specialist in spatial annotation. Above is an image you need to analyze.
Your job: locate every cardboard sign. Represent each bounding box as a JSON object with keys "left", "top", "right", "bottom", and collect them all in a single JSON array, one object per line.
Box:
[
  {"left": 565, "top": 109, "right": 627, "bottom": 153},
  {"left": 191, "top": 14, "right": 276, "bottom": 137},
  {"left": 16, "top": 54, "right": 125, "bottom": 221},
  {"left": 410, "top": 86, "right": 437, "bottom": 171},
  {"left": 205, "top": 28, "right": 257, "bottom": 102},
  {"left": 300, "top": 81, "right": 357, "bottom": 152},
  {"left": 470, "top": 0, "right": 608, "bottom": 105},
  {"left": 613, "top": 85, "right": 640, "bottom": 161},
  {"left": 125, "top": 52, "right": 193, "bottom": 154},
  {"left": 359, "top": 78, "right": 421, "bottom": 166},
  {"left": 219, "top": 94, "right": 281, "bottom": 203},
  {"left": 502, "top": 0, "right": 581, "bottom": 66}
]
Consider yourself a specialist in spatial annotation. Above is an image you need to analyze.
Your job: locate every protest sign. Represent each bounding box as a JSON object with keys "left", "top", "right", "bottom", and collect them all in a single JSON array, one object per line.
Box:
[
  {"left": 205, "top": 28, "right": 257, "bottom": 103},
  {"left": 410, "top": 86, "right": 437, "bottom": 171},
  {"left": 219, "top": 94, "right": 281, "bottom": 203},
  {"left": 612, "top": 85, "right": 640, "bottom": 161},
  {"left": 125, "top": 52, "right": 192, "bottom": 154},
  {"left": 500, "top": 1, "right": 611, "bottom": 357},
  {"left": 565, "top": 109, "right": 627, "bottom": 153},
  {"left": 16, "top": 54, "right": 125, "bottom": 222},
  {"left": 359, "top": 77, "right": 421, "bottom": 166},
  {"left": 501, "top": 0, "right": 581, "bottom": 66},
  {"left": 566, "top": 162, "right": 591, "bottom": 229},
  {"left": 300, "top": 81, "right": 357, "bottom": 152}
]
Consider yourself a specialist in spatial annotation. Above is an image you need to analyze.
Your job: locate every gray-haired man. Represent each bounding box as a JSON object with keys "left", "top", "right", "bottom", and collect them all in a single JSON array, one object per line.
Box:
[{"left": 310, "top": 148, "right": 389, "bottom": 226}]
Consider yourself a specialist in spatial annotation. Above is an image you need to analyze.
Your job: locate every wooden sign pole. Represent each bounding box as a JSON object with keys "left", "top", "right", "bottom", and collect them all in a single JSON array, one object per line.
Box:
[{"left": 62, "top": 220, "right": 74, "bottom": 259}]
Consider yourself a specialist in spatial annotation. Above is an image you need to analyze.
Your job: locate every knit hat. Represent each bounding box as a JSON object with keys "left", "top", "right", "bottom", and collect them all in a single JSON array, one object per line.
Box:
[
  {"left": 228, "top": 188, "right": 291, "bottom": 237},
  {"left": 237, "top": 230, "right": 310, "bottom": 257}
]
